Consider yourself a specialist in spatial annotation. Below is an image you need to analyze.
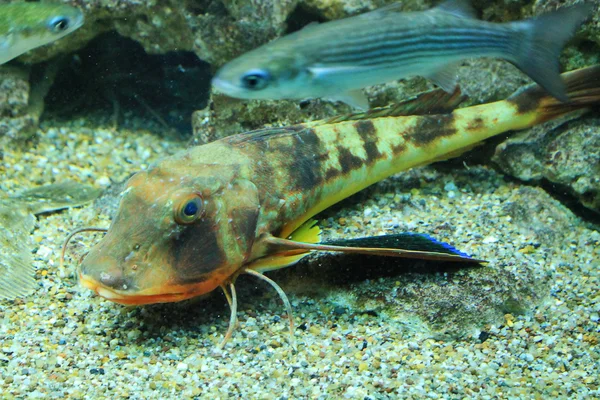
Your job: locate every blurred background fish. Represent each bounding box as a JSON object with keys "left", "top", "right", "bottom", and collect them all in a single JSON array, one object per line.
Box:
[
  {"left": 213, "top": 0, "right": 592, "bottom": 110},
  {"left": 0, "top": 2, "right": 84, "bottom": 64}
]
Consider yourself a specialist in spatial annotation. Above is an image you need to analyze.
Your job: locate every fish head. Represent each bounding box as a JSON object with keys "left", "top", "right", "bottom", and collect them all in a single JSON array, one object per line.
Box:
[
  {"left": 79, "top": 161, "right": 261, "bottom": 305},
  {"left": 0, "top": 3, "right": 85, "bottom": 65},
  {"left": 212, "top": 44, "right": 311, "bottom": 100},
  {"left": 14, "top": 3, "right": 84, "bottom": 44}
]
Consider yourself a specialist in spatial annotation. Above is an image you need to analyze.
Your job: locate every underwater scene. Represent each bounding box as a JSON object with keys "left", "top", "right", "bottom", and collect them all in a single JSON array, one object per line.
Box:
[{"left": 0, "top": 0, "right": 599, "bottom": 398}]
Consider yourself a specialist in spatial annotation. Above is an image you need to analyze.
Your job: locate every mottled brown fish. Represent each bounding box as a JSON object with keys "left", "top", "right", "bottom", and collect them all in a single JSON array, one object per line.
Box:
[{"left": 77, "top": 65, "right": 600, "bottom": 346}]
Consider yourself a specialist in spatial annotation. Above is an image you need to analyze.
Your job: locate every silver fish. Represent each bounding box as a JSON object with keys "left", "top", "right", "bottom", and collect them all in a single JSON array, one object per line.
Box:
[
  {"left": 0, "top": 3, "right": 84, "bottom": 65},
  {"left": 212, "top": 0, "right": 592, "bottom": 109}
]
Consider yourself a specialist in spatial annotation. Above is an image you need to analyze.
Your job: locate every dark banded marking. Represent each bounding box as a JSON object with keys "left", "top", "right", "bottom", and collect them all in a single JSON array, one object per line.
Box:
[
  {"left": 338, "top": 147, "right": 365, "bottom": 174},
  {"left": 287, "top": 128, "right": 327, "bottom": 192},
  {"left": 172, "top": 217, "right": 225, "bottom": 284},
  {"left": 467, "top": 117, "right": 485, "bottom": 131},
  {"left": 324, "top": 167, "right": 342, "bottom": 181},
  {"left": 353, "top": 120, "right": 383, "bottom": 164},
  {"left": 391, "top": 142, "right": 408, "bottom": 156},
  {"left": 408, "top": 115, "right": 457, "bottom": 147},
  {"left": 507, "top": 85, "right": 545, "bottom": 115}
]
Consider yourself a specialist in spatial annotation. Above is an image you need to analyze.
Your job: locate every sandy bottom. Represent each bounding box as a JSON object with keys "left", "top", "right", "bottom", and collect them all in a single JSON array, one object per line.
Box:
[{"left": 0, "top": 118, "right": 598, "bottom": 399}]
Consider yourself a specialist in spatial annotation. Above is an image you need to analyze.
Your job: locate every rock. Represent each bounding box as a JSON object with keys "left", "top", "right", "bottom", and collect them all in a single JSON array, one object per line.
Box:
[
  {"left": 0, "top": 60, "right": 71, "bottom": 144},
  {"left": 493, "top": 115, "right": 600, "bottom": 212},
  {"left": 190, "top": 94, "right": 349, "bottom": 144},
  {"left": 0, "top": 66, "right": 37, "bottom": 145}
]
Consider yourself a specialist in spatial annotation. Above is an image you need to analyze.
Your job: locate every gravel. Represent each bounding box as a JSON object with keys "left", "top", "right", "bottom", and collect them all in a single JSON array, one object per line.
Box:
[{"left": 0, "top": 117, "right": 598, "bottom": 398}]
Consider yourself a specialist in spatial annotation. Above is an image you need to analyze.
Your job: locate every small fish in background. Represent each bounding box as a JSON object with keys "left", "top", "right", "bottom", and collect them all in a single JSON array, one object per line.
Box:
[
  {"left": 0, "top": 2, "right": 84, "bottom": 65},
  {"left": 0, "top": 182, "right": 101, "bottom": 300},
  {"left": 75, "top": 65, "right": 600, "bottom": 346},
  {"left": 212, "top": 0, "right": 593, "bottom": 110}
]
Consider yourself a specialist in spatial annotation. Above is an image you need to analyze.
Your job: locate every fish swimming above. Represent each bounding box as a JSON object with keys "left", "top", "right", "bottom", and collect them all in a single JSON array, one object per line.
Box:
[
  {"left": 0, "top": 2, "right": 84, "bottom": 65},
  {"left": 75, "top": 65, "right": 600, "bottom": 347},
  {"left": 212, "top": 0, "right": 593, "bottom": 110}
]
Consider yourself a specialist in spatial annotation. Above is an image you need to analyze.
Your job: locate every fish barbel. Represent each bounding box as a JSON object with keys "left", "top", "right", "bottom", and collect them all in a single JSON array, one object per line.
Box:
[
  {"left": 212, "top": 0, "right": 592, "bottom": 109},
  {"left": 77, "top": 65, "right": 600, "bottom": 345},
  {"left": 0, "top": 2, "right": 84, "bottom": 64}
]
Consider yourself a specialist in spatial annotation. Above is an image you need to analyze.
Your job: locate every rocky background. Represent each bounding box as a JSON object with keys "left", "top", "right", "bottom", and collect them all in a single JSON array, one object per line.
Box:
[{"left": 0, "top": 0, "right": 598, "bottom": 213}]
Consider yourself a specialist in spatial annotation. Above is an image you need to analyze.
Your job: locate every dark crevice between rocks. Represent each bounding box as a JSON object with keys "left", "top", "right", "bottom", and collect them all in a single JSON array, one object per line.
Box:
[
  {"left": 539, "top": 179, "right": 600, "bottom": 227},
  {"left": 184, "top": 0, "right": 226, "bottom": 16},
  {"left": 43, "top": 31, "right": 212, "bottom": 138},
  {"left": 285, "top": 4, "right": 329, "bottom": 34}
]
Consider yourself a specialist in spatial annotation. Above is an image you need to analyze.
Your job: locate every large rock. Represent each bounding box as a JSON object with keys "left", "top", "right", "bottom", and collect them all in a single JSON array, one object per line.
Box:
[
  {"left": 493, "top": 115, "right": 600, "bottom": 212},
  {"left": 0, "top": 66, "right": 39, "bottom": 146}
]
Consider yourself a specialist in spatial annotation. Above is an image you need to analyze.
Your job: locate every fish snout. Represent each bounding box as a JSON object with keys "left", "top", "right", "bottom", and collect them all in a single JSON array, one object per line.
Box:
[
  {"left": 79, "top": 253, "right": 134, "bottom": 297},
  {"left": 211, "top": 76, "right": 238, "bottom": 96}
]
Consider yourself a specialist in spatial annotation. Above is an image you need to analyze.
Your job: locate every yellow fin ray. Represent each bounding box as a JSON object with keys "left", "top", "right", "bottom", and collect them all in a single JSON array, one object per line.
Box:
[{"left": 248, "top": 219, "right": 321, "bottom": 273}]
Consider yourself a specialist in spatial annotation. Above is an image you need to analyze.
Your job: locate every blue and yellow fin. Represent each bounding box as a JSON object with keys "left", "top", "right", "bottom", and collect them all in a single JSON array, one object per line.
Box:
[{"left": 263, "top": 232, "right": 484, "bottom": 264}]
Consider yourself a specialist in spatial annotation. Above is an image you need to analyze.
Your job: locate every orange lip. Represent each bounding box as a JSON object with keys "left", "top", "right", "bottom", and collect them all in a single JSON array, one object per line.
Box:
[{"left": 79, "top": 273, "right": 225, "bottom": 305}]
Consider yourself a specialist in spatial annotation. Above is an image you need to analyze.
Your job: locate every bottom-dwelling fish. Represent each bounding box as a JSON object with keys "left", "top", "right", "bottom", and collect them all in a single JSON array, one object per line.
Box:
[
  {"left": 0, "top": 182, "right": 101, "bottom": 300},
  {"left": 75, "top": 65, "right": 600, "bottom": 347}
]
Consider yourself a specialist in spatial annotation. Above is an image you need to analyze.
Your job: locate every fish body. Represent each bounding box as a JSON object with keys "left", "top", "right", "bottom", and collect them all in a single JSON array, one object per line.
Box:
[
  {"left": 79, "top": 65, "right": 600, "bottom": 306},
  {"left": 212, "top": 0, "right": 592, "bottom": 109},
  {"left": 0, "top": 182, "right": 101, "bottom": 300},
  {"left": 0, "top": 3, "right": 84, "bottom": 64}
]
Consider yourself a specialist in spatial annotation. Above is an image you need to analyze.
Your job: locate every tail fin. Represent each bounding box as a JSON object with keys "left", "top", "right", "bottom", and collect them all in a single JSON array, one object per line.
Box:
[
  {"left": 508, "top": 64, "right": 600, "bottom": 122},
  {"left": 512, "top": 3, "right": 593, "bottom": 102}
]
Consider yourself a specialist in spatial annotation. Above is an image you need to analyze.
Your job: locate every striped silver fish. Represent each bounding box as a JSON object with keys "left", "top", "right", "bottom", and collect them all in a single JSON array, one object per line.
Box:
[{"left": 212, "top": 0, "right": 592, "bottom": 109}]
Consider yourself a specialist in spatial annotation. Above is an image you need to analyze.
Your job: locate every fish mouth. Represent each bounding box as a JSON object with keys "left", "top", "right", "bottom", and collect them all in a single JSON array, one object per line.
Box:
[
  {"left": 79, "top": 273, "right": 223, "bottom": 305},
  {"left": 79, "top": 273, "right": 189, "bottom": 305},
  {"left": 73, "top": 15, "right": 85, "bottom": 30},
  {"left": 211, "top": 77, "right": 240, "bottom": 96}
]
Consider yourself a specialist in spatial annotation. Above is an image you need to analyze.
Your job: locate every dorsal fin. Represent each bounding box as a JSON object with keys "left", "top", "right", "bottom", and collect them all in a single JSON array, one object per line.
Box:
[
  {"left": 358, "top": 2, "right": 406, "bottom": 19},
  {"left": 299, "top": 21, "right": 320, "bottom": 32},
  {"left": 319, "top": 87, "right": 466, "bottom": 125},
  {"left": 433, "top": 0, "right": 477, "bottom": 19}
]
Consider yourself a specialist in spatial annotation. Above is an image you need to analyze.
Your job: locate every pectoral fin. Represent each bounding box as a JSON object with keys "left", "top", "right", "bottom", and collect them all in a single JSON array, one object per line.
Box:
[
  {"left": 433, "top": 0, "right": 477, "bottom": 19},
  {"left": 328, "top": 90, "right": 370, "bottom": 110},
  {"left": 319, "top": 233, "right": 483, "bottom": 263},
  {"left": 254, "top": 229, "right": 483, "bottom": 270},
  {"left": 426, "top": 64, "right": 460, "bottom": 93}
]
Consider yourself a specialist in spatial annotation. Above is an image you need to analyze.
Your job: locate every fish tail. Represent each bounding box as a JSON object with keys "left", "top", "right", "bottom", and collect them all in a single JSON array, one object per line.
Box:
[
  {"left": 510, "top": 3, "right": 593, "bottom": 102},
  {"left": 507, "top": 64, "right": 600, "bottom": 123}
]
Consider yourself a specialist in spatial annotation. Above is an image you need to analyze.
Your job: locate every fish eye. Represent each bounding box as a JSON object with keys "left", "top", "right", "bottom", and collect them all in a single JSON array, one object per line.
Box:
[
  {"left": 48, "top": 16, "right": 71, "bottom": 33},
  {"left": 174, "top": 194, "right": 204, "bottom": 225},
  {"left": 240, "top": 70, "right": 271, "bottom": 90}
]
